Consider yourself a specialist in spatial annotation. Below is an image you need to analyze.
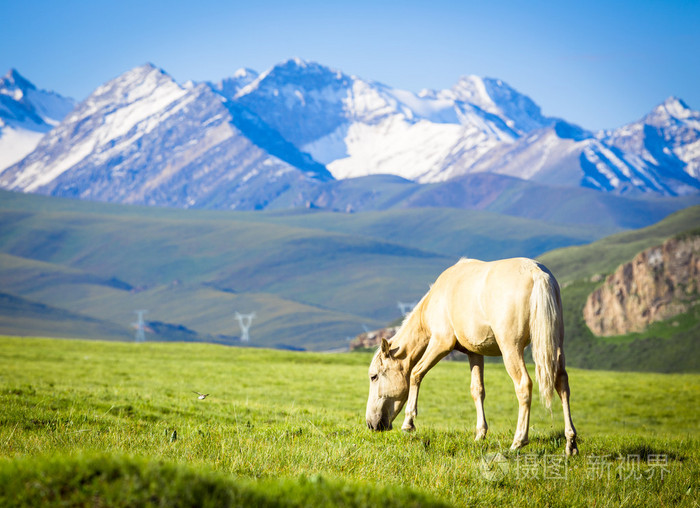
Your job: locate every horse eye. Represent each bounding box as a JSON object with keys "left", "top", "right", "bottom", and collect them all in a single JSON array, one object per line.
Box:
[{"left": 370, "top": 374, "right": 378, "bottom": 382}]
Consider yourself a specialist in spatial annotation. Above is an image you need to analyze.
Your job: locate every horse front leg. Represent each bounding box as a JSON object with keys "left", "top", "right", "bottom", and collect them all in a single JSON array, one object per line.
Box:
[
  {"left": 467, "top": 352, "right": 488, "bottom": 440},
  {"left": 401, "top": 380, "right": 420, "bottom": 432},
  {"left": 401, "top": 340, "right": 451, "bottom": 432},
  {"left": 502, "top": 348, "right": 532, "bottom": 450}
]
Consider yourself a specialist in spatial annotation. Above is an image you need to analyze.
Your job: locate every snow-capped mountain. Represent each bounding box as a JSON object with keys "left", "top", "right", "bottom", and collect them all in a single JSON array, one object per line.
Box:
[
  {"left": 226, "top": 59, "right": 700, "bottom": 194},
  {"left": 460, "top": 112, "right": 700, "bottom": 196},
  {"left": 1, "top": 59, "right": 699, "bottom": 212},
  {"left": 598, "top": 97, "right": 700, "bottom": 194},
  {"left": 461, "top": 97, "right": 700, "bottom": 196},
  {"left": 228, "top": 58, "right": 554, "bottom": 183},
  {"left": 0, "top": 69, "right": 75, "bottom": 172},
  {"left": 0, "top": 64, "right": 330, "bottom": 209}
]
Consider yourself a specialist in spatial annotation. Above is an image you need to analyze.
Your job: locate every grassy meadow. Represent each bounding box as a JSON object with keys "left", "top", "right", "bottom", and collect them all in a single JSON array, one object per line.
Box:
[{"left": 1, "top": 336, "right": 698, "bottom": 506}]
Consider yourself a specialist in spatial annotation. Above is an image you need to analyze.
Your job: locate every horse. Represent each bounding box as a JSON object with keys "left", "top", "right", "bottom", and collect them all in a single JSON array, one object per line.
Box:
[{"left": 365, "top": 257, "right": 578, "bottom": 456}]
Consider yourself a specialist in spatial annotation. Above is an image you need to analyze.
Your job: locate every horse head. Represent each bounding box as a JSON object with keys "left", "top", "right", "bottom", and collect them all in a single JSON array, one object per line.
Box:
[{"left": 365, "top": 338, "right": 409, "bottom": 431}]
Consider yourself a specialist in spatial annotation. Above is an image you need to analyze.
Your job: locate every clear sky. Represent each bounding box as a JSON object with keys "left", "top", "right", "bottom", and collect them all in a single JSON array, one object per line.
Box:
[{"left": 1, "top": 0, "right": 698, "bottom": 131}]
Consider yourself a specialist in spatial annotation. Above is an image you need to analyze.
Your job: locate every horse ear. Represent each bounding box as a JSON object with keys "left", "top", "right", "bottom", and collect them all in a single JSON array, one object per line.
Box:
[{"left": 380, "top": 338, "right": 391, "bottom": 357}]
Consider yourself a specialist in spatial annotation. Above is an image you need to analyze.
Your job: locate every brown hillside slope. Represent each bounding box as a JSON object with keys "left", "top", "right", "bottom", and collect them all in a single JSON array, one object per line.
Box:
[{"left": 584, "top": 232, "right": 700, "bottom": 336}]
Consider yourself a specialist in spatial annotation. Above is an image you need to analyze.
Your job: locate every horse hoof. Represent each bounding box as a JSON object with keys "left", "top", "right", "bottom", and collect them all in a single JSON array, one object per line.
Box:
[
  {"left": 566, "top": 443, "right": 579, "bottom": 456},
  {"left": 401, "top": 425, "right": 415, "bottom": 433},
  {"left": 475, "top": 430, "right": 487, "bottom": 441},
  {"left": 510, "top": 439, "right": 529, "bottom": 450}
]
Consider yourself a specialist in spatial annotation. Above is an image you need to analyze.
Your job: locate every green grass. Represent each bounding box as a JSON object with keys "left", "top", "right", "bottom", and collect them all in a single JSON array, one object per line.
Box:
[
  {"left": 1, "top": 336, "right": 698, "bottom": 506},
  {"left": 0, "top": 454, "right": 449, "bottom": 508}
]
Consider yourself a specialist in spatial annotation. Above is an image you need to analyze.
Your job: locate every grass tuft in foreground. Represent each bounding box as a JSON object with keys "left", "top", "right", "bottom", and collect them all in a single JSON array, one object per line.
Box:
[{"left": 0, "top": 453, "right": 447, "bottom": 508}]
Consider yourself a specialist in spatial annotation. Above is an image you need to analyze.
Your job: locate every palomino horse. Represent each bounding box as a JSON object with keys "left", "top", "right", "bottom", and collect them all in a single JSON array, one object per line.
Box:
[{"left": 365, "top": 258, "right": 578, "bottom": 456}]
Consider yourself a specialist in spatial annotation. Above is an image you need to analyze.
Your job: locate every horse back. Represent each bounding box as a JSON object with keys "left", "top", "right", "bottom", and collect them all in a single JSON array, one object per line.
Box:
[{"left": 423, "top": 258, "right": 543, "bottom": 356}]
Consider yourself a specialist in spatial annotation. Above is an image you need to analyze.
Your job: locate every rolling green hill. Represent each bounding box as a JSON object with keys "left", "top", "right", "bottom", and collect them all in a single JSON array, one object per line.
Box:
[
  {"left": 540, "top": 204, "right": 700, "bottom": 284},
  {"left": 0, "top": 189, "right": 620, "bottom": 351}
]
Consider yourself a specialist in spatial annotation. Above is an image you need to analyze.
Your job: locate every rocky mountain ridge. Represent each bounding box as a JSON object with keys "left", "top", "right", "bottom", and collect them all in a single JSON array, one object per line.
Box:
[
  {"left": 0, "top": 65, "right": 328, "bottom": 209},
  {"left": 1, "top": 59, "right": 699, "bottom": 214}
]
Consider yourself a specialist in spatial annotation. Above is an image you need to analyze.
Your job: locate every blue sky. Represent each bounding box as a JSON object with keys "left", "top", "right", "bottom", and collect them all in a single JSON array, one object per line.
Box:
[{"left": 1, "top": 0, "right": 698, "bottom": 130}]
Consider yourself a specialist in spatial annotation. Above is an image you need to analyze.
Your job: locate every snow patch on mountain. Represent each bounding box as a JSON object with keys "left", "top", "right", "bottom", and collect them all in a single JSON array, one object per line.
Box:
[
  {"left": 83, "top": 64, "right": 189, "bottom": 144},
  {"left": 0, "top": 129, "right": 45, "bottom": 170},
  {"left": 0, "top": 69, "right": 75, "bottom": 172}
]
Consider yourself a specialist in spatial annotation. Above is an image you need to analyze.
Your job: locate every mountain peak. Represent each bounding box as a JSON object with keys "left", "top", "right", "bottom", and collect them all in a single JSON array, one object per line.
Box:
[
  {"left": 233, "top": 67, "right": 258, "bottom": 79},
  {"left": 114, "top": 63, "right": 170, "bottom": 82},
  {"left": 213, "top": 68, "right": 260, "bottom": 100},
  {"left": 1, "top": 68, "right": 36, "bottom": 92},
  {"left": 0, "top": 69, "right": 76, "bottom": 171},
  {"left": 657, "top": 96, "right": 693, "bottom": 118},
  {"left": 269, "top": 58, "right": 342, "bottom": 80},
  {"left": 236, "top": 58, "right": 349, "bottom": 102},
  {"left": 88, "top": 63, "right": 178, "bottom": 103},
  {"left": 639, "top": 96, "right": 698, "bottom": 128},
  {"left": 447, "top": 75, "right": 551, "bottom": 134},
  {"left": 662, "top": 95, "right": 688, "bottom": 107},
  {"left": 450, "top": 75, "right": 489, "bottom": 104},
  {"left": 284, "top": 56, "right": 310, "bottom": 68},
  {"left": 128, "top": 62, "right": 168, "bottom": 79}
]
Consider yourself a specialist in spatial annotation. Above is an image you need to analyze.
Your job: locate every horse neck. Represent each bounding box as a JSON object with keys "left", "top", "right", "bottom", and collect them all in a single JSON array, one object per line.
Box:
[{"left": 393, "top": 305, "right": 430, "bottom": 369}]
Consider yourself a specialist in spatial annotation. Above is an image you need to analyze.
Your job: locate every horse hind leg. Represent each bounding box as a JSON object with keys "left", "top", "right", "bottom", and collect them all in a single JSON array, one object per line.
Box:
[
  {"left": 556, "top": 352, "right": 578, "bottom": 456},
  {"left": 502, "top": 348, "right": 532, "bottom": 450},
  {"left": 467, "top": 352, "right": 488, "bottom": 441}
]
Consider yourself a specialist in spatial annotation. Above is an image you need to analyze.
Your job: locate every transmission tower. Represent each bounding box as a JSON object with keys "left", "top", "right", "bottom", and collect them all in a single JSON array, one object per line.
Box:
[
  {"left": 235, "top": 312, "right": 256, "bottom": 343},
  {"left": 133, "top": 310, "right": 148, "bottom": 342},
  {"left": 397, "top": 301, "right": 418, "bottom": 317}
]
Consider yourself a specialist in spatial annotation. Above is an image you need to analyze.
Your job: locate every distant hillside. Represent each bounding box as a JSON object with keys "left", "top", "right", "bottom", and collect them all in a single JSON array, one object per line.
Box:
[
  {"left": 264, "top": 172, "right": 700, "bottom": 230},
  {"left": 0, "top": 190, "right": 615, "bottom": 351},
  {"left": 348, "top": 206, "right": 700, "bottom": 372},
  {"left": 538, "top": 205, "right": 700, "bottom": 372},
  {"left": 540, "top": 205, "right": 700, "bottom": 283}
]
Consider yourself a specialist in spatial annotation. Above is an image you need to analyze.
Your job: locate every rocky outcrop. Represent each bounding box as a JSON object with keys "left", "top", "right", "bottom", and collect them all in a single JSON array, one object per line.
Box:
[
  {"left": 584, "top": 232, "right": 700, "bottom": 336},
  {"left": 349, "top": 326, "right": 399, "bottom": 351}
]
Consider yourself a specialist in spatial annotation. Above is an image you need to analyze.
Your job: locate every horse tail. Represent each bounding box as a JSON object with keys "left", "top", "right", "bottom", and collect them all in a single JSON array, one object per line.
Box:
[{"left": 529, "top": 266, "right": 562, "bottom": 410}]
